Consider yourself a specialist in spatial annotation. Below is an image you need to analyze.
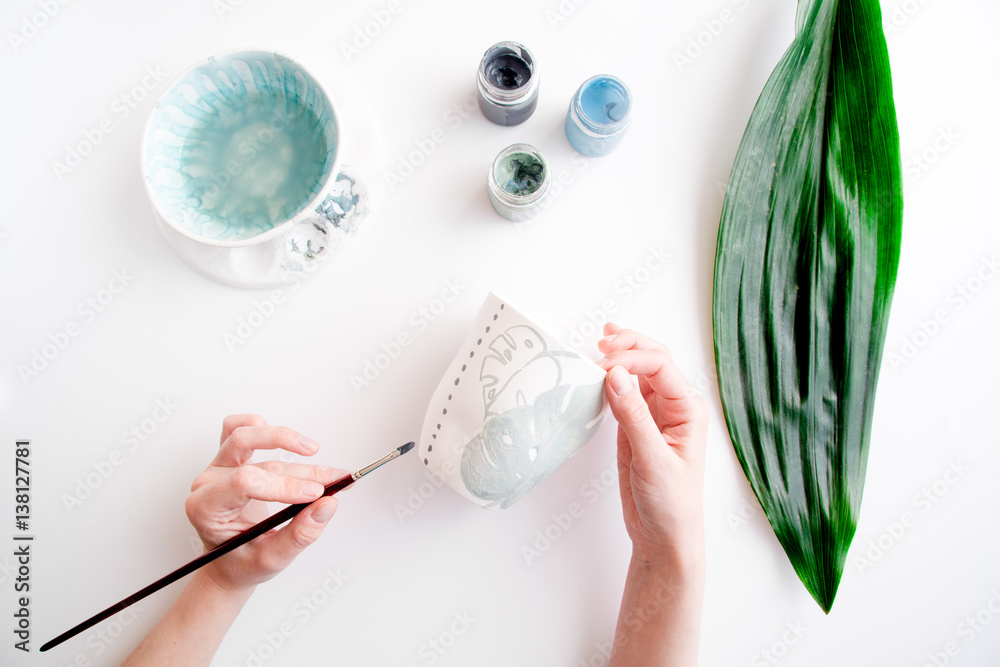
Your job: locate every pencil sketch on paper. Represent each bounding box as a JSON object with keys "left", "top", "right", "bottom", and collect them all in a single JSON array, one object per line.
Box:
[{"left": 460, "top": 324, "right": 606, "bottom": 509}]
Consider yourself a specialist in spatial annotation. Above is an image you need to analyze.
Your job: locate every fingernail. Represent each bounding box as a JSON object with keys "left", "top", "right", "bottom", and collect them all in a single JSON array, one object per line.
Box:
[
  {"left": 312, "top": 499, "right": 337, "bottom": 524},
  {"left": 300, "top": 481, "right": 324, "bottom": 497},
  {"left": 601, "top": 334, "right": 617, "bottom": 344},
  {"left": 299, "top": 436, "right": 319, "bottom": 454},
  {"left": 596, "top": 356, "right": 608, "bottom": 366},
  {"left": 609, "top": 366, "right": 634, "bottom": 397}
]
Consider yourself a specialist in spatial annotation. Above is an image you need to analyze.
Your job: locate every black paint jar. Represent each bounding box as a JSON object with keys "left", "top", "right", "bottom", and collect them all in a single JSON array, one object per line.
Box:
[{"left": 476, "top": 41, "right": 538, "bottom": 126}]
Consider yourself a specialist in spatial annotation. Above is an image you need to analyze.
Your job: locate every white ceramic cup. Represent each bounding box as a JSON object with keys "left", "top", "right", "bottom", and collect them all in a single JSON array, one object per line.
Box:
[{"left": 142, "top": 49, "right": 367, "bottom": 285}]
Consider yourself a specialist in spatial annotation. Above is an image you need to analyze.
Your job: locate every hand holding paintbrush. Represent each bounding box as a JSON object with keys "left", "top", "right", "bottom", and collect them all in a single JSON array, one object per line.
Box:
[
  {"left": 42, "top": 414, "right": 413, "bottom": 664},
  {"left": 181, "top": 415, "right": 350, "bottom": 592}
]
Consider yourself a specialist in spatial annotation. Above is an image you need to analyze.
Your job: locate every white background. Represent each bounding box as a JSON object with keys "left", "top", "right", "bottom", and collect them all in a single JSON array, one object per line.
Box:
[{"left": 2, "top": 0, "right": 999, "bottom": 666}]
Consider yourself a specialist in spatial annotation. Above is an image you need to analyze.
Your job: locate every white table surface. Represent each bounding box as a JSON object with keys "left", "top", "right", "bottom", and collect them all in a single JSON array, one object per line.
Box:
[{"left": 3, "top": 0, "right": 999, "bottom": 665}]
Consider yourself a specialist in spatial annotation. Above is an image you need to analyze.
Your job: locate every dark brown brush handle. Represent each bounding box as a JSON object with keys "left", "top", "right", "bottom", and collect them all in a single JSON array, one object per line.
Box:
[{"left": 39, "top": 473, "right": 354, "bottom": 652}]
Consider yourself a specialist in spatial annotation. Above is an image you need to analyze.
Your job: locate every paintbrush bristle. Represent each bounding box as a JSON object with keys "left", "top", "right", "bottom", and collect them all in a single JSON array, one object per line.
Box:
[{"left": 398, "top": 442, "right": 415, "bottom": 455}]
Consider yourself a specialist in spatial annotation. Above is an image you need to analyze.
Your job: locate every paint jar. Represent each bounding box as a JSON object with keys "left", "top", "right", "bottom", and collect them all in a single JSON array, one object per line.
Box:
[
  {"left": 564, "top": 75, "right": 632, "bottom": 156},
  {"left": 476, "top": 41, "right": 539, "bottom": 126},
  {"left": 487, "top": 143, "right": 549, "bottom": 221}
]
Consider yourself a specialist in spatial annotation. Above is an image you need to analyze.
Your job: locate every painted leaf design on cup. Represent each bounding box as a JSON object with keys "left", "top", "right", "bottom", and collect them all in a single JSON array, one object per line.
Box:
[
  {"left": 419, "top": 297, "right": 608, "bottom": 510},
  {"left": 461, "top": 379, "right": 605, "bottom": 509}
]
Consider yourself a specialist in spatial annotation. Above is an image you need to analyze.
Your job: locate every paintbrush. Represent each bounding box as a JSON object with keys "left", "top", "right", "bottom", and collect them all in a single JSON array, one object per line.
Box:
[{"left": 40, "top": 442, "right": 415, "bottom": 653}]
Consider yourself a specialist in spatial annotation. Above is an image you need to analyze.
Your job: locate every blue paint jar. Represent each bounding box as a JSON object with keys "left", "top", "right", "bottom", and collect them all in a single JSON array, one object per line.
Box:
[
  {"left": 564, "top": 75, "right": 632, "bottom": 156},
  {"left": 477, "top": 41, "right": 539, "bottom": 126}
]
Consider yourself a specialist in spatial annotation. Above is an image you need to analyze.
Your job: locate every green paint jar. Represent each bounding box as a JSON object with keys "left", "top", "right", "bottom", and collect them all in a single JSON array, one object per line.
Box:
[{"left": 487, "top": 144, "right": 550, "bottom": 221}]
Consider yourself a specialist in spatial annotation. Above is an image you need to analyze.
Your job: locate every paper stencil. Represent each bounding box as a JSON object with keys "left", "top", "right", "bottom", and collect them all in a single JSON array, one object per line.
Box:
[{"left": 419, "top": 293, "right": 608, "bottom": 509}]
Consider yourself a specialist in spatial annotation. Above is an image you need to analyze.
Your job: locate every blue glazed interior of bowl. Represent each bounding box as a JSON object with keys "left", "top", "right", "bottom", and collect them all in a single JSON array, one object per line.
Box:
[{"left": 144, "top": 51, "right": 338, "bottom": 244}]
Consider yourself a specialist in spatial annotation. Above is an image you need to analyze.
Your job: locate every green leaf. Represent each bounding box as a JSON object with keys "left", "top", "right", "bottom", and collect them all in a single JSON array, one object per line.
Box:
[{"left": 712, "top": 0, "right": 902, "bottom": 612}]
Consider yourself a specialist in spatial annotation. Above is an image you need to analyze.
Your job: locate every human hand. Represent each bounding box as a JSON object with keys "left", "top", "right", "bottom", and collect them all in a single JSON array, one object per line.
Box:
[
  {"left": 597, "top": 323, "right": 708, "bottom": 568},
  {"left": 184, "top": 414, "right": 344, "bottom": 594}
]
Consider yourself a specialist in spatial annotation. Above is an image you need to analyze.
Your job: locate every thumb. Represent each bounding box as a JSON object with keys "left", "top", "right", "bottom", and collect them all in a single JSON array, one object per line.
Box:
[
  {"left": 259, "top": 497, "right": 339, "bottom": 573},
  {"left": 605, "top": 366, "right": 665, "bottom": 471}
]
